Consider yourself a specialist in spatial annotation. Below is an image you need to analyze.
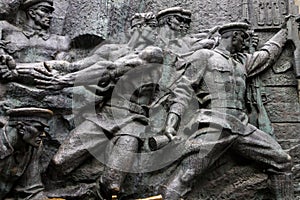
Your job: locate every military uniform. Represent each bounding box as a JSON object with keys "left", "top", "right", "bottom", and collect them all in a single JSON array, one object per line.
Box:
[
  {"left": 2, "top": 28, "right": 70, "bottom": 63},
  {"left": 0, "top": 127, "right": 32, "bottom": 199},
  {"left": 0, "top": 108, "right": 52, "bottom": 200},
  {"left": 0, "top": 128, "right": 44, "bottom": 200},
  {"left": 52, "top": 45, "right": 166, "bottom": 174},
  {"left": 0, "top": 0, "right": 70, "bottom": 63},
  {"left": 161, "top": 25, "right": 293, "bottom": 199},
  {"left": 51, "top": 12, "right": 164, "bottom": 175}
]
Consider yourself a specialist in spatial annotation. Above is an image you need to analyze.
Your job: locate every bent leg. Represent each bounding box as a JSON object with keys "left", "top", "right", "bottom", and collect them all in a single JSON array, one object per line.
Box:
[
  {"left": 232, "top": 127, "right": 293, "bottom": 200},
  {"left": 232, "top": 127, "right": 292, "bottom": 173},
  {"left": 161, "top": 129, "right": 238, "bottom": 200},
  {"left": 51, "top": 120, "right": 108, "bottom": 175},
  {"left": 98, "top": 135, "right": 139, "bottom": 199}
]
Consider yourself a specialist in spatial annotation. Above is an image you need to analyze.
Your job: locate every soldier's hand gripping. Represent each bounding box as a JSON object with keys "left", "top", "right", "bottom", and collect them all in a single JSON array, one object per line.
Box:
[
  {"left": 163, "top": 112, "right": 181, "bottom": 141},
  {"left": 0, "top": 54, "right": 18, "bottom": 80}
]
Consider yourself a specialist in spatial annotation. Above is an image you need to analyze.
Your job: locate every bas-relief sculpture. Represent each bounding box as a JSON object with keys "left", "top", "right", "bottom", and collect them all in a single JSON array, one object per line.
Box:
[
  {"left": 0, "top": 0, "right": 72, "bottom": 113},
  {"left": 158, "top": 22, "right": 293, "bottom": 200},
  {"left": 0, "top": 0, "right": 300, "bottom": 200},
  {"left": 0, "top": 0, "right": 70, "bottom": 63},
  {"left": 0, "top": 107, "right": 53, "bottom": 200}
]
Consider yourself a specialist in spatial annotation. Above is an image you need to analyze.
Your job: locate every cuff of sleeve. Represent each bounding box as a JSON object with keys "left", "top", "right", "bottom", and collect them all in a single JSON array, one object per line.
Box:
[{"left": 260, "top": 44, "right": 281, "bottom": 57}]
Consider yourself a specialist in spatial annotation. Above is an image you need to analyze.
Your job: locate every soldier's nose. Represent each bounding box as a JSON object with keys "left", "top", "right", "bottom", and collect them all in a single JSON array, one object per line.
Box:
[{"left": 40, "top": 132, "right": 47, "bottom": 137}]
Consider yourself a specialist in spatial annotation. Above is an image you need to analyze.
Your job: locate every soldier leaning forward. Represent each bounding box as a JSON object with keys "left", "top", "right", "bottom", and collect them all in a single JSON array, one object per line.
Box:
[{"left": 0, "top": 107, "right": 52, "bottom": 200}]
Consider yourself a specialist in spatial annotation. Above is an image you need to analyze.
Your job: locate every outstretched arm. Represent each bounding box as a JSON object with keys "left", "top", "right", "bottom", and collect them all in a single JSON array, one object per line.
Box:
[
  {"left": 246, "top": 22, "right": 289, "bottom": 77},
  {"left": 34, "top": 52, "right": 146, "bottom": 89},
  {"left": 33, "top": 60, "right": 114, "bottom": 90},
  {"left": 34, "top": 46, "right": 163, "bottom": 90}
]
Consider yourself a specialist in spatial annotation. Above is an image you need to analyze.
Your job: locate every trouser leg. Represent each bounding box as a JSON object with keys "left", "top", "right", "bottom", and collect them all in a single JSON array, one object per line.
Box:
[
  {"left": 160, "top": 130, "right": 238, "bottom": 200},
  {"left": 98, "top": 135, "right": 139, "bottom": 199},
  {"left": 51, "top": 120, "right": 108, "bottom": 175},
  {"left": 232, "top": 126, "right": 293, "bottom": 200},
  {"left": 269, "top": 173, "right": 294, "bottom": 200}
]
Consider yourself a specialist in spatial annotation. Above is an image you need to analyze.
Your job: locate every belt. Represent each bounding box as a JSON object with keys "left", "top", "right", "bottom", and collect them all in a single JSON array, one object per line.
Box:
[{"left": 106, "top": 99, "right": 149, "bottom": 116}]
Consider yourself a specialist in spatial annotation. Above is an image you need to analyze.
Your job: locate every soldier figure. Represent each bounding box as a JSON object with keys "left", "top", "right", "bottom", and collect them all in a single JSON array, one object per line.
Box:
[
  {"left": 0, "top": 0, "right": 70, "bottom": 63},
  {"left": 156, "top": 7, "right": 217, "bottom": 56},
  {"left": 159, "top": 22, "right": 294, "bottom": 200},
  {"left": 155, "top": 7, "right": 217, "bottom": 92},
  {"left": 0, "top": 0, "right": 71, "bottom": 82},
  {"left": 0, "top": 107, "right": 53, "bottom": 200},
  {"left": 156, "top": 6, "right": 192, "bottom": 48},
  {"left": 35, "top": 8, "right": 217, "bottom": 199},
  {"left": 47, "top": 12, "right": 161, "bottom": 176}
]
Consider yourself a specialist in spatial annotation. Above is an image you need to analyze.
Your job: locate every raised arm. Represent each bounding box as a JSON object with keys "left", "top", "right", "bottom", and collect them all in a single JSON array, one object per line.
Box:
[{"left": 246, "top": 28, "right": 288, "bottom": 77}]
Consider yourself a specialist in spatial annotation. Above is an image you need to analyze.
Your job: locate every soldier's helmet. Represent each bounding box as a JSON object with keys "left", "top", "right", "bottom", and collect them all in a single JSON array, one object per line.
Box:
[
  {"left": 218, "top": 22, "right": 250, "bottom": 39},
  {"left": 21, "top": 0, "right": 54, "bottom": 11},
  {"left": 130, "top": 12, "right": 158, "bottom": 29},
  {"left": 7, "top": 107, "right": 53, "bottom": 127},
  {"left": 156, "top": 7, "right": 192, "bottom": 26}
]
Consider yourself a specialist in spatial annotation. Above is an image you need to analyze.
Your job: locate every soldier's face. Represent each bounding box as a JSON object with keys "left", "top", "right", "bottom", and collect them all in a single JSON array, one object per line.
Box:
[
  {"left": 168, "top": 16, "right": 190, "bottom": 33},
  {"left": 31, "top": 5, "right": 53, "bottom": 28},
  {"left": 231, "top": 31, "right": 245, "bottom": 52},
  {"left": 140, "top": 26, "right": 158, "bottom": 45},
  {"left": 22, "top": 122, "right": 46, "bottom": 147}
]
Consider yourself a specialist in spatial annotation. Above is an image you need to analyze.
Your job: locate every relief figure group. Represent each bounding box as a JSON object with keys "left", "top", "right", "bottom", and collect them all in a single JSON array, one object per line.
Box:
[{"left": 0, "top": 0, "right": 299, "bottom": 199}]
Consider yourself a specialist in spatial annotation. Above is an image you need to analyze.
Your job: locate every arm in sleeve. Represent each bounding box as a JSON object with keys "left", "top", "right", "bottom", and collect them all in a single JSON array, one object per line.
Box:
[
  {"left": 169, "top": 50, "right": 208, "bottom": 118},
  {"left": 0, "top": 21, "right": 21, "bottom": 55},
  {"left": 246, "top": 29, "right": 288, "bottom": 77}
]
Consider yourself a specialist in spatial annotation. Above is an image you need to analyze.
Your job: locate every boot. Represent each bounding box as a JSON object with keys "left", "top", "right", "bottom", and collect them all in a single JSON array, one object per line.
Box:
[
  {"left": 97, "top": 174, "right": 121, "bottom": 200},
  {"left": 160, "top": 168, "right": 195, "bottom": 200},
  {"left": 269, "top": 173, "right": 294, "bottom": 200},
  {"left": 97, "top": 136, "right": 139, "bottom": 199}
]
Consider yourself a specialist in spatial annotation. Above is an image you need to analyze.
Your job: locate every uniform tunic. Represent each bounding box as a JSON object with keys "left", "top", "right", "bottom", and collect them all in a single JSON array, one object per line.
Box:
[
  {"left": 167, "top": 29, "right": 292, "bottom": 174},
  {"left": 0, "top": 128, "right": 44, "bottom": 200},
  {"left": 2, "top": 28, "right": 70, "bottom": 63}
]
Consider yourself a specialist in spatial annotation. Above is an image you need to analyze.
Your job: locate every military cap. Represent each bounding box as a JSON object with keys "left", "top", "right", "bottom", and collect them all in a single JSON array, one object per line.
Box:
[
  {"left": 21, "top": 0, "right": 54, "bottom": 11},
  {"left": 156, "top": 7, "right": 192, "bottom": 22},
  {"left": 7, "top": 107, "right": 53, "bottom": 127},
  {"left": 130, "top": 12, "right": 158, "bottom": 28},
  {"left": 218, "top": 22, "right": 250, "bottom": 38}
]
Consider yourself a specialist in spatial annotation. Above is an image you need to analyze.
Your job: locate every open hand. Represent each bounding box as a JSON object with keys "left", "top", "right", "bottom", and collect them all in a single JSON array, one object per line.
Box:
[{"left": 34, "top": 66, "right": 74, "bottom": 90}]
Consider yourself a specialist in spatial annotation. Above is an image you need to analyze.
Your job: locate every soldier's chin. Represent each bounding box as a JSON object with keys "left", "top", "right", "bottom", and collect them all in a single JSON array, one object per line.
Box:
[
  {"left": 41, "top": 21, "right": 51, "bottom": 28},
  {"left": 43, "top": 24, "right": 50, "bottom": 28},
  {"left": 232, "top": 42, "right": 243, "bottom": 52},
  {"left": 33, "top": 140, "right": 42, "bottom": 147}
]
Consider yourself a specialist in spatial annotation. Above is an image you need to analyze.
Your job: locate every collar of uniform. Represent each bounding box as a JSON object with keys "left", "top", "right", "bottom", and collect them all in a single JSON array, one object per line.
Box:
[
  {"left": 22, "top": 25, "right": 50, "bottom": 40},
  {"left": 214, "top": 48, "right": 244, "bottom": 63},
  {"left": 214, "top": 48, "right": 232, "bottom": 59}
]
